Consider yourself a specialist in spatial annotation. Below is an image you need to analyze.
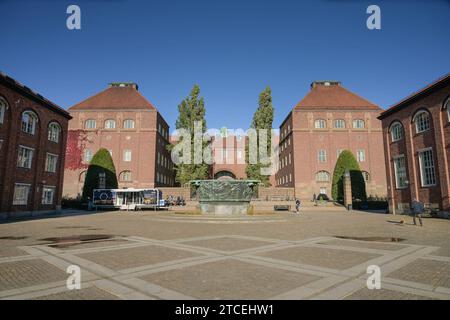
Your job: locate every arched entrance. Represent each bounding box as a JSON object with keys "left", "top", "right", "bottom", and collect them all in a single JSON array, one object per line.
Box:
[{"left": 214, "top": 170, "right": 236, "bottom": 181}]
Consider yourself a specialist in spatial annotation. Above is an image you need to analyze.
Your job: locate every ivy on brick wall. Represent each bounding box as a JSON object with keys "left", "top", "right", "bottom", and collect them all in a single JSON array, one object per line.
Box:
[{"left": 65, "top": 129, "right": 88, "bottom": 170}]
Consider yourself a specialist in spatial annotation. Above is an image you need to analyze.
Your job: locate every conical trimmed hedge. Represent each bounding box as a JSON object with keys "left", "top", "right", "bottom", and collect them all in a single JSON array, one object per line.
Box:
[
  {"left": 331, "top": 150, "right": 367, "bottom": 202},
  {"left": 82, "top": 148, "right": 118, "bottom": 200}
]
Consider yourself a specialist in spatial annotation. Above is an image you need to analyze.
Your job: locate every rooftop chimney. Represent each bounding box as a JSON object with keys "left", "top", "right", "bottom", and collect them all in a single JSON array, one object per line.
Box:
[
  {"left": 109, "top": 82, "right": 139, "bottom": 90},
  {"left": 311, "top": 80, "right": 341, "bottom": 89}
]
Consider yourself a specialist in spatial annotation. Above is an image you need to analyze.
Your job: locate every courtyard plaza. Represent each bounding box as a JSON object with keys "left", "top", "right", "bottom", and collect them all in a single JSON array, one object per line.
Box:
[{"left": 0, "top": 207, "right": 449, "bottom": 300}]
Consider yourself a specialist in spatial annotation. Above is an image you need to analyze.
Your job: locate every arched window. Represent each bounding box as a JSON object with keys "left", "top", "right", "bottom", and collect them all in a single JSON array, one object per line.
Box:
[
  {"left": 84, "top": 149, "right": 93, "bottom": 163},
  {"left": 120, "top": 170, "right": 132, "bottom": 182},
  {"left": 352, "top": 119, "right": 365, "bottom": 129},
  {"left": 85, "top": 119, "right": 96, "bottom": 129},
  {"left": 413, "top": 110, "right": 430, "bottom": 133},
  {"left": 362, "top": 171, "right": 370, "bottom": 182},
  {"left": 389, "top": 122, "right": 403, "bottom": 142},
  {"left": 316, "top": 171, "right": 330, "bottom": 182},
  {"left": 445, "top": 98, "right": 450, "bottom": 122},
  {"left": 123, "top": 119, "right": 135, "bottom": 129},
  {"left": 21, "top": 111, "right": 38, "bottom": 134},
  {"left": 314, "top": 119, "right": 326, "bottom": 129},
  {"left": 79, "top": 170, "right": 87, "bottom": 183},
  {"left": 0, "top": 97, "right": 7, "bottom": 124},
  {"left": 104, "top": 119, "right": 116, "bottom": 129},
  {"left": 334, "top": 119, "right": 345, "bottom": 129},
  {"left": 48, "top": 122, "right": 61, "bottom": 143}
]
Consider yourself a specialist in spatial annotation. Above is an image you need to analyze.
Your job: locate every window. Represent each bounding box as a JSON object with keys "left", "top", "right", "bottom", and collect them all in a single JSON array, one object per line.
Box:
[
  {"left": 42, "top": 186, "right": 56, "bottom": 205},
  {"left": 123, "top": 150, "right": 132, "bottom": 162},
  {"left": 318, "top": 149, "right": 327, "bottom": 162},
  {"left": 315, "top": 119, "right": 326, "bottom": 129},
  {"left": 13, "top": 183, "right": 30, "bottom": 205},
  {"left": 21, "top": 111, "right": 38, "bottom": 134},
  {"left": 414, "top": 111, "right": 430, "bottom": 133},
  {"left": 17, "top": 146, "right": 34, "bottom": 168},
  {"left": 123, "top": 119, "right": 135, "bottom": 129},
  {"left": 0, "top": 140, "right": 3, "bottom": 151},
  {"left": 357, "top": 150, "right": 365, "bottom": 162},
  {"left": 79, "top": 171, "right": 87, "bottom": 182},
  {"left": 316, "top": 171, "right": 330, "bottom": 182},
  {"left": 85, "top": 119, "right": 96, "bottom": 129},
  {"left": 390, "top": 122, "right": 403, "bottom": 142},
  {"left": 0, "top": 97, "right": 7, "bottom": 124},
  {"left": 98, "top": 172, "right": 106, "bottom": 189},
  {"left": 120, "top": 170, "right": 132, "bottom": 182},
  {"left": 446, "top": 99, "right": 450, "bottom": 122},
  {"left": 352, "top": 119, "right": 365, "bottom": 129},
  {"left": 336, "top": 149, "right": 343, "bottom": 158},
  {"left": 47, "top": 122, "right": 61, "bottom": 143},
  {"left": 362, "top": 171, "right": 370, "bottom": 182},
  {"left": 418, "top": 149, "right": 436, "bottom": 186},
  {"left": 334, "top": 119, "right": 345, "bottom": 129},
  {"left": 45, "top": 153, "right": 58, "bottom": 172},
  {"left": 84, "top": 149, "right": 93, "bottom": 163},
  {"left": 393, "top": 155, "right": 407, "bottom": 189},
  {"left": 104, "top": 119, "right": 116, "bottom": 129}
]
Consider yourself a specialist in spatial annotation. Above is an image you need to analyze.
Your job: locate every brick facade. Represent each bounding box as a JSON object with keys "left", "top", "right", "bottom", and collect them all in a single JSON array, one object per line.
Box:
[
  {"left": 277, "top": 81, "right": 387, "bottom": 200},
  {"left": 63, "top": 83, "right": 174, "bottom": 198},
  {"left": 379, "top": 74, "right": 450, "bottom": 214},
  {"left": 0, "top": 73, "right": 71, "bottom": 218}
]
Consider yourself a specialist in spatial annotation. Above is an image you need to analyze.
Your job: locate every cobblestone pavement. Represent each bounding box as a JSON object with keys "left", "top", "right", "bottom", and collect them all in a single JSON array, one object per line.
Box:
[{"left": 0, "top": 209, "right": 449, "bottom": 300}]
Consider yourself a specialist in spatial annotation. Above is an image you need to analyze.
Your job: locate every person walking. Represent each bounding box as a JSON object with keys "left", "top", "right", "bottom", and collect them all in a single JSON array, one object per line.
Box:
[
  {"left": 295, "top": 198, "right": 301, "bottom": 214},
  {"left": 411, "top": 198, "right": 424, "bottom": 227}
]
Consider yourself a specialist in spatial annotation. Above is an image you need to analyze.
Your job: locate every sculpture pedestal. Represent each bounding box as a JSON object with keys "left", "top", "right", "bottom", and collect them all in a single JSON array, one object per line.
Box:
[{"left": 199, "top": 202, "right": 249, "bottom": 215}]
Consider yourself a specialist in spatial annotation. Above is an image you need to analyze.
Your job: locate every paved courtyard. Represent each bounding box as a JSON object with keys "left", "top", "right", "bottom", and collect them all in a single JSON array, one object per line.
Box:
[{"left": 0, "top": 209, "right": 449, "bottom": 300}]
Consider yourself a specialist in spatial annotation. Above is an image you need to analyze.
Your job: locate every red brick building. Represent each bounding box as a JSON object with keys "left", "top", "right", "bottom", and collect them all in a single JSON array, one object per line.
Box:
[
  {"left": 63, "top": 82, "right": 174, "bottom": 198},
  {"left": 378, "top": 74, "right": 450, "bottom": 214},
  {"left": 0, "top": 72, "right": 71, "bottom": 218},
  {"left": 277, "top": 81, "right": 387, "bottom": 200}
]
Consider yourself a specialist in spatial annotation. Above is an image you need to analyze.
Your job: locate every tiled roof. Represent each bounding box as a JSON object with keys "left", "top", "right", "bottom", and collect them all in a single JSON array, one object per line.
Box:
[
  {"left": 69, "top": 83, "right": 156, "bottom": 111},
  {"left": 294, "top": 82, "right": 381, "bottom": 111},
  {"left": 0, "top": 71, "right": 71, "bottom": 118},
  {"left": 378, "top": 73, "right": 450, "bottom": 119}
]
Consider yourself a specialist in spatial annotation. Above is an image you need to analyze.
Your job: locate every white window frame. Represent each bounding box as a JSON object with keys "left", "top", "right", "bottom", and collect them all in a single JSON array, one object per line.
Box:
[
  {"left": 17, "top": 145, "right": 34, "bottom": 169},
  {"left": 315, "top": 119, "right": 326, "bottom": 129},
  {"left": 123, "top": 119, "right": 135, "bottom": 129},
  {"left": 48, "top": 122, "right": 61, "bottom": 143},
  {"left": 123, "top": 150, "right": 132, "bottom": 162},
  {"left": 316, "top": 171, "right": 330, "bottom": 182},
  {"left": 45, "top": 153, "right": 58, "bottom": 173},
  {"left": 104, "top": 119, "right": 116, "bottom": 129},
  {"left": 318, "top": 149, "right": 327, "bottom": 162},
  {"left": 362, "top": 171, "right": 370, "bottom": 182},
  {"left": 357, "top": 149, "right": 366, "bottom": 162},
  {"left": 0, "top": 97, "right": 6, "bottom": 124},
  {"left": 41, "top": 186, "right": 56, "bottom": 205},
  {"left": 393, "top": 155, "right": 407, "bottom": 189},
  {"left": 413, "top": 110, "right": 430, "bottom": 133},
  {"left": 85, "top": 119, "right": 96, "bottom": 129},
  {"left": 13, "top": 183, "right": 31, "bottom": 205},
  {"left": 418, "top": 148, "right": 436, "bottom": 187},
  {"left": 445, "top": 98, "right": 450, "bottom": 122},
  {"left": 390, "top": 122, "right": 403, "bottom": 142},
  {"left": 334, "top": 119, "right": 345, "bottom": 129},
  {"left": 21, "top": 111, "right": 38, "bottom": 135},
  {"left": 84, "top": 149, "right": 93, "bottom": 163},
  {"left": 336, "top": 149, "right": 343, "bottom": 158},
  {"left": 352, "top": 119, "right": 365, "bottom": 129}
]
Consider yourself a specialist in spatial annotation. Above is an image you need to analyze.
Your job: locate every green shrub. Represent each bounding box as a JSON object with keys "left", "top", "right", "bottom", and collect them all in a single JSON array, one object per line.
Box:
[
  {"left": 331, "top": 150, "right": 367, "bottom": 202},
  {"left": 82, "top": 148, "right": 118, "bottom": 200}
]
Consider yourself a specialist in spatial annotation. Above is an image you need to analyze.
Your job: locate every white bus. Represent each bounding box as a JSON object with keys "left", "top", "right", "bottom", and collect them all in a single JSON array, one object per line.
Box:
[{"left": 92, "top": 188, "right": 167, "bottom": 211}]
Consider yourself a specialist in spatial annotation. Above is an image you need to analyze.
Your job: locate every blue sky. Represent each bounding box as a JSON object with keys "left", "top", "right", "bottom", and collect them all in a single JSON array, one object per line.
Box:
[{"left": 0, "top": 0, "right": 449, "bottom": 131}]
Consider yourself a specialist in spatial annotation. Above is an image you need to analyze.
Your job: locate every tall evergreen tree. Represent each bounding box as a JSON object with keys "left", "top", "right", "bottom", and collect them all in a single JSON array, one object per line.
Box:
[
  {"left": 331, "top": 150, "right": 367, "bottom": 202},
  {"left": 171, "top": 84, "right": 210, "bottom": 185},
  {"left": 246, "top": 86, "right": 274, "bottom": 186},
  {"left": 82, "top": 148, "right": 118, "bottom": 200}
]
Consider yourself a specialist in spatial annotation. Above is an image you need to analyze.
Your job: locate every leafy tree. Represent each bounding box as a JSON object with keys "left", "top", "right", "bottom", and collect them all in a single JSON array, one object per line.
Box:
[
  {"left": 171, "top": 84, "right": 210, "bottom": 185},
  {"left": 246, "top": 86, "right": 274, "bottom": 186},
  {"left": 331, "top": 150, "right": 367, "bottom": 202},
  {"left": 82, "top": 148, "right": 118, "bottom": 200}
]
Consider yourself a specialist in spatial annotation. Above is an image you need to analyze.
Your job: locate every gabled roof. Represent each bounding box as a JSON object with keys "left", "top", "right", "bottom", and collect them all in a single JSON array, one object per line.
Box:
[
  {"left": 294, "top": 81, "right": 381, "bottom": 111},
  {"left": 69, "top": 83, "right": 156, "bottom": 111},
  {"left": 378, "top": 73, "right": 450, "bottom": 120},
  {"left": 0, "top": 71, "right": 71, "bottom": 119}
]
